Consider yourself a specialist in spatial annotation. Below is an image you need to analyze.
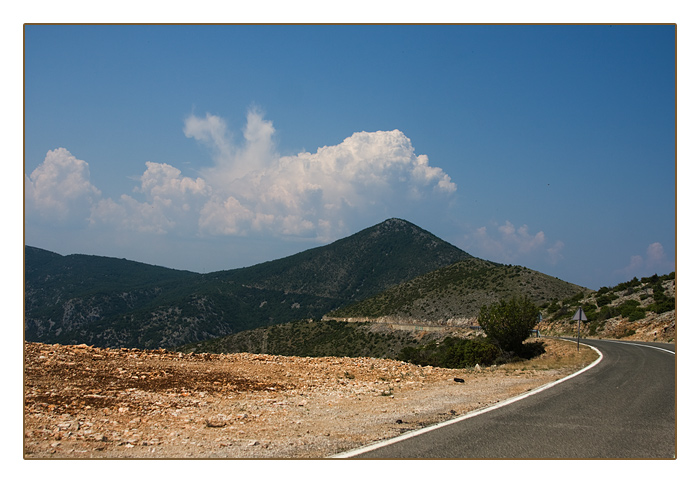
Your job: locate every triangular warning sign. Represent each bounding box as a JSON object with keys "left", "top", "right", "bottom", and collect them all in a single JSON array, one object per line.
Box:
[{"left": 572, "top": 307, "right": 587, "bottom": 321}]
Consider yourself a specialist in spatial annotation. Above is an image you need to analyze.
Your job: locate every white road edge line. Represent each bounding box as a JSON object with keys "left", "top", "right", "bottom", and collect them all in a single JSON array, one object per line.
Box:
[
  {"left": 598, "top": 339, "right": 675, "bottom": 355},
  {"left": 330, "top": 341, "right": 604, "bottom": 459}
]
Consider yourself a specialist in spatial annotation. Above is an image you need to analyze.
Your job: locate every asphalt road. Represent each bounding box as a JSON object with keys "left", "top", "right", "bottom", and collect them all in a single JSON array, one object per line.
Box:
[{"left": 345, "top": 338, "right": 676, "bottom": 459}]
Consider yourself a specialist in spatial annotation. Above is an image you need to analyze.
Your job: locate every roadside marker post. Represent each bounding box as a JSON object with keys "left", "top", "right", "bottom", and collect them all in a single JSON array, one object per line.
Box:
[{"left": 572, "top": 307, "right": 587, "bottom": 351}]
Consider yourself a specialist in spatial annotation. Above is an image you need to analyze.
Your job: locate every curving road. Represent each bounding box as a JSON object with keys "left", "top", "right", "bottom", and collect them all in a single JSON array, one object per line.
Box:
[{"left": 340, "top": 338, "right": 676, "bottom": 459}]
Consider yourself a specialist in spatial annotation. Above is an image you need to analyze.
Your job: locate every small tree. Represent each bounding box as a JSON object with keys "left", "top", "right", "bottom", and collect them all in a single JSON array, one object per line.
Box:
[{"left": 478, "top": 295, "right": 540, "bottom": 353}]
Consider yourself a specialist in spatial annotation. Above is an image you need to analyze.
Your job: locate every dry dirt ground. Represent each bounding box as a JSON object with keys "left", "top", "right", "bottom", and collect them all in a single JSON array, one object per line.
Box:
[{"left": 24, "top": 339, "right": 597, "bottom": 459}]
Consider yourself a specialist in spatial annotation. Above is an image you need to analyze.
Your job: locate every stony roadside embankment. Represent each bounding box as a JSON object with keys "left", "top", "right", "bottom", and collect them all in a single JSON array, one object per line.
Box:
[
  {"left": 537, "top": 310, "right": 676, "bottom": 343},
  {"left": 24, "top": 339, "right": 597, "bottom": 459}
]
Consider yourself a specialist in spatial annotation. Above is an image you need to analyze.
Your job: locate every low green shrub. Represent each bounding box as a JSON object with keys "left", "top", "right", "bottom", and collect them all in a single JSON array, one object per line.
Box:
[
  {"left": 597, "top": 305, "right": 615, "bottom": 320},
  {"left": 397, "top": 335, "right": 545, "bottom": 369},
  {"left": 397, "top": 337, "right": 500, "bottom": 368},
  {"left": 518, "top": 340, "right": 546, "bottom": 359},
  {"left": 563, "top": 292, "right": 585, "bottom": 306},
  {"left": 649, "top": 298, "right": 675, "bottom": 314},
  {"left": 627, "top": 308, "right": 647, "bottom": 321},
  {"left": 618, "top": 300, "right": 645, "bottom": 320},
  {"left": 595, "top": 293, "right": 618, "bottom": 307},
  {"left": 462, "top": 337, "right": 501, "bottom": 367},
  {"left": 546, "top": 300, "right": 560, "bottom": 314},
  {"left": 646, "top": 283, "right": 675, "bottom": 314},
  {"left": 478, "top": 296, "right": 540, "bottom": 352}
]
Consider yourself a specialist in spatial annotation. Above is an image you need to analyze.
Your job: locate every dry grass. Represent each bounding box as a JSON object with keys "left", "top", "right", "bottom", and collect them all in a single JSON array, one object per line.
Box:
[{"left": 500, "top": 338, "right": 599, "bottom": 372}]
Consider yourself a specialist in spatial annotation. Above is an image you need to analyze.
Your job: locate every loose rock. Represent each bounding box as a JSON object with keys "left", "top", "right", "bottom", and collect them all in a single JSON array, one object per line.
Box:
[{"left": 24, "top": 339, "right": 597, "bottom": 458}]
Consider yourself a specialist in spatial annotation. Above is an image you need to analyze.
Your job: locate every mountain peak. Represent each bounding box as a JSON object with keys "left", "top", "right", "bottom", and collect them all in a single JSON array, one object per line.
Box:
[
  {"left": 231, "top": 218, "right": 471, "bottom": 301},
  {"left": 374, "top": 218, "right": 416, "bottom": 230},
  {"left": 364, "top": 218, "right": 447, "bottom": 242},
  {"left": 379, "top": 217, "right": 410, "bottom": 226},
  {"left": 371, "top": 218, "right": 421, "bottom": 235}
]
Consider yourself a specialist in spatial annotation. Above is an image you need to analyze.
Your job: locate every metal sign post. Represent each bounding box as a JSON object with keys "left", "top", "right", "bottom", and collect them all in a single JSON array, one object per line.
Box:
[{"left": 572, "top": 307, "right": 587, "bottom": 351}]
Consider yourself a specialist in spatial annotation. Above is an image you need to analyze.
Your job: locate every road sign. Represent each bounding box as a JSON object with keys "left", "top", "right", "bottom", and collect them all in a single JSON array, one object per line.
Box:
[
  {"left": 572, "top": 307, "right": 587, "bottom": 351},
  {"left": 572, "top": 307, "right": 587, "bottom": 321}
]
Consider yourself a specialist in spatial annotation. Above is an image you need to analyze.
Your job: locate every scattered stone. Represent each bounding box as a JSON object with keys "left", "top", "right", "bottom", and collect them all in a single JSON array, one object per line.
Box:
[
  {"left": 205, "top": 416, "right": 227, "bottom": 428},
  {"left": 454, "top": 378, "right": 465, "bottom": 383},
  {"left": 23, "top": 338, "right": 601, "bottom": 459}
]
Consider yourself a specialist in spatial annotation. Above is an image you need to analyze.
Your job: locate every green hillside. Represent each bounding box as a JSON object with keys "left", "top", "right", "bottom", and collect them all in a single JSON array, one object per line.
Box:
[
  {"left": 24, "top": 219, "right": 471, "bottom": 349},
  {"left": 204, "top": 218, "right": 471, "bottom": 301},
  {"left": 179, "top": 272, "right": 675, "bottom": 363},
  {"left": 538, "top": 272, "right": 676, "bottom": 340},
  {"left": 178, "top": 318, "right": 430, "bottom": 359},
  {"left": 327, "top": 258, "right": 589, "bottom": 322}
]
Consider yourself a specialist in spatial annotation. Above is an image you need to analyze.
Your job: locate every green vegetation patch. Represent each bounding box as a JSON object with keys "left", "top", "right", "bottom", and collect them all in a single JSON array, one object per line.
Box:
[{"left": 178, "top": 319, "right": 424, "bottom": 359}]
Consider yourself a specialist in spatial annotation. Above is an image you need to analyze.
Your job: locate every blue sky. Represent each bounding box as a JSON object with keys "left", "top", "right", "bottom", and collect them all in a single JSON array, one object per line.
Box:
[{"left": 24, "top": 24, "right": 676, "bottom": 289}]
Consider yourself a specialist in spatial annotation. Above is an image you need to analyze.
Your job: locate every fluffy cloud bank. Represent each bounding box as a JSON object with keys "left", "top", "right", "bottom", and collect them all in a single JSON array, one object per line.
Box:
[
  {"left": 26, "top": 110, "right": 456, "bottom": 242},
  {"left": 465, "top": 220, "right": 564, "bottom": 266},
  {"left": 615, "top": 242, "right": 675, "bottom": 280},
  {"left": 188, "top": 110, "right": 455, "bottom": 239},
  {"left": 25, "top": 148, "right": 102, "bottom": 225},
  {"left": 90, "top": 162, "right": 210, "bottom": 235}
]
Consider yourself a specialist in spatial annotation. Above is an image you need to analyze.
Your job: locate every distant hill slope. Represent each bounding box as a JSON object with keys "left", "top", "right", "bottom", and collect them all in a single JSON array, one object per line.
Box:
[
  {"left": 177, "top": 318, "right": 430, "bottom": 359},
  {"left": 24, "top": 246, "right": 215, "bottom": 348},
  {"left": 537, "top": 272, "right": 676, "bottom": 342},
  {"left": 205, "top": 218, "right": 471, "bottom": 301},
  {"left": 24, "top": 219, "right": 471, "bottom": 349},
  {"left": 327, "top": 258, "right": 589, "bottom": 323}
]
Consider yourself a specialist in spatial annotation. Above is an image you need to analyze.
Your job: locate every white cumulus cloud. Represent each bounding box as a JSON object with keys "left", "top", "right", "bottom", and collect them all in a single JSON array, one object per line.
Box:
[
  {"left": 187, "top": 109, "right": 456, "bottom": 240},
  {"left": 465, "top": 220, "right": 563, "bottom": 266},
  {"left": 26, "top": 109, "right": 457, "bottom": 245},
  {"left": 185, "top": 108, "right": 277, "bottom": 187},
  {"left": 90, "top": 161, "right": 210, "bottom": 235},
  {"left": 615, "top": 242, "right": 675, "bottom": 280},
  {"left": 25, "top": 148, "right": 101, "bottom": 225}
]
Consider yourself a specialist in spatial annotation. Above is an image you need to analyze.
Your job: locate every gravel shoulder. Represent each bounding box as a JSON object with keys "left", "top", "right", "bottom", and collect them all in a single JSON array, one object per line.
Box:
[{"left": 24, "top": 339, "right": 598, "bottom": 459}]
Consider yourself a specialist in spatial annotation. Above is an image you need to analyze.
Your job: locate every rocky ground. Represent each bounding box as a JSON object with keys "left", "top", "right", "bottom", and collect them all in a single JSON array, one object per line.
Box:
[
  {"left": 536, "top": 278, "right": 676, "bottom": 343},
  {"left": 538, "top": 310, "right": 676, "bottom": 342},
  {"left": 24, "top": 339, "right": 597, "bottom": 459}
]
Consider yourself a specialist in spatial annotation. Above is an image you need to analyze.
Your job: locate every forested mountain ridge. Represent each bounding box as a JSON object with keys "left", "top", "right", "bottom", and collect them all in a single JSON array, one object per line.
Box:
[
  {"left": 24, "top": 219, "right": 472, "bottom": 349},
  {"left": 205, "top": 217, "right": 471, "bottom": 301},
  {"left": 176, "top": 261, "right": 590, "bottom": 359}
]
